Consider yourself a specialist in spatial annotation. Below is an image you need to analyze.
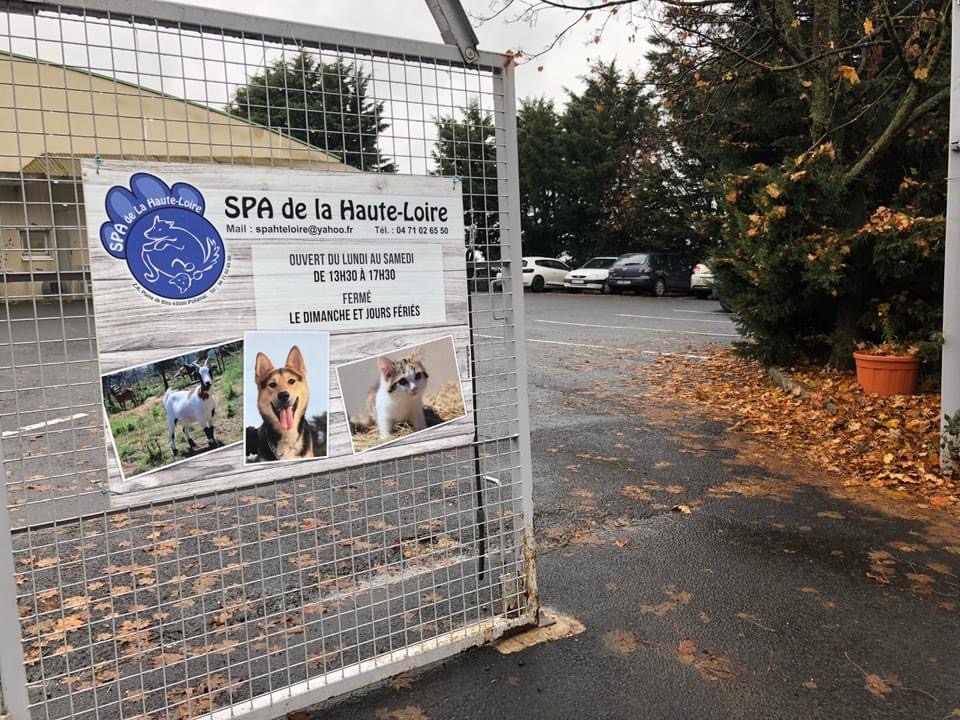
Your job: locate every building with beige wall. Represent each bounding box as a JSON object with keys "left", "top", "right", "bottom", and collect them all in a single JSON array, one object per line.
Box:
[{"left": 0, "top": 52, "right": 345, "bottom": 300}]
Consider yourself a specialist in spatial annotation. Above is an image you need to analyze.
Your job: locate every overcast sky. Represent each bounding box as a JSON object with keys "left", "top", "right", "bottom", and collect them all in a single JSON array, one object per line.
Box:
[
  {"left": 179, "top": 0, "right": 654, "bottom": 107},
  {"left": 0, "top": 1, "right": 655, "bottom": 173}
]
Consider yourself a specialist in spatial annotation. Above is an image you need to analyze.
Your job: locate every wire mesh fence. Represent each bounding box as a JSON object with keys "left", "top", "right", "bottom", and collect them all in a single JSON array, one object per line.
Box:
[{"left": 0, "top": 2, "right": 535, "bottom": 718}]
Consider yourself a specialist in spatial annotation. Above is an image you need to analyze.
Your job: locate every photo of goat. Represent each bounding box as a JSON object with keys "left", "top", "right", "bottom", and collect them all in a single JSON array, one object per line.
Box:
[
  {"left": 337, "top": 336, "right": 466, "bottom": 453},
  {"left": 243, "top": 331, "right": 329, "bottom": 464},
  {"left": 101, "top": 339, "right": 243, "bottom": 480}
]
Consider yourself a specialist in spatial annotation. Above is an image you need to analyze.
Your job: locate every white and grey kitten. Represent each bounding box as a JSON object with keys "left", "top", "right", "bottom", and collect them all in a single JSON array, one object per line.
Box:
[{"left": 366, "top": 352, "right": 430, "bottom": 439}]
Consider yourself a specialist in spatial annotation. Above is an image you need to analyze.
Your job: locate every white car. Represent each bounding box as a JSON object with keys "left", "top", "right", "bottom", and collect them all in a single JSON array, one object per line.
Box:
[
  {"left": 495, "top": 257, "right": 571, "bottom": 292},
  {"left": 563, "top": 256, "right": 618, "bottom": 294},
  {"left": 690, "top": 262, "right": 715, "bottom": 299}
]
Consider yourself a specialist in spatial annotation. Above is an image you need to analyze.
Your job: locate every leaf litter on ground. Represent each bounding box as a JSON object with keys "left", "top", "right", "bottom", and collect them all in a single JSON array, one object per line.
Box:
[{"left": 639, "top": 348, "right": 958, "bottom": 510}]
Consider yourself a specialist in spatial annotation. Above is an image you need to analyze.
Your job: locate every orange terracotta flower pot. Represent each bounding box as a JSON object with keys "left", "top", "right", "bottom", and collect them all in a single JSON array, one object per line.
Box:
[{"left": 853, "top": 352, "right": 920, "bottom": 396}]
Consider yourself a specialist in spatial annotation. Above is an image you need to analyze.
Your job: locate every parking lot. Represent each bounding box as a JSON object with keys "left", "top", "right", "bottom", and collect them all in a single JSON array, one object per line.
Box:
[
  {"left": 314, "top": 289, "right": 960, "bottom": 720},
  {"left": 515, "top": 290, "right": 738, "bottom": 357}
]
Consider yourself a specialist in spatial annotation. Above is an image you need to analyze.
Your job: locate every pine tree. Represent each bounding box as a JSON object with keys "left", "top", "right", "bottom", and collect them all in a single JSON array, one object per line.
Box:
[
  {"left": 229, "top": 51, "right": 395, "bottom": 173},
  {"left": 518, "top": 98, "right": 564, "bottom": 257},
  {"left": 557, "top": 62, "right": 695, "bottom": 263},
  {"left": 432, "top": 101, "right": 499, "bottom": 256},
  {"left": 646, "top": 0, "right": 949, "bottom": 367}
]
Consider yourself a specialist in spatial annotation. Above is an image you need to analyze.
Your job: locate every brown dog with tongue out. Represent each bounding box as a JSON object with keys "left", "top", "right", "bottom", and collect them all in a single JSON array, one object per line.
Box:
[{"left": 252, "top": 346, "right": 325, "bottom": 461}]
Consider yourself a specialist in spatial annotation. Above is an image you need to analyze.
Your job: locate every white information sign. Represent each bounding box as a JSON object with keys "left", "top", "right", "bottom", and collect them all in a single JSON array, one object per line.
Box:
[
  {"left": 81, "top": 160, "right": 472, "bottom": 505},
  {"left": 252, "top": 244, "right": 446, "bottom": 331}
]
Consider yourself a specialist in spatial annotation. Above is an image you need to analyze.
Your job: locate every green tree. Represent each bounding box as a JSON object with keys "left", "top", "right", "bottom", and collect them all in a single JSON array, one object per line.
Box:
[
  {"left": 555, "top": 61, "right": 697, "bottom": 263},
  {"left": 432, "top": 101, "right": 499, "bottom": 256},
  {"left": 228, "top": 51, "right": 395, "bottom": 172},
  {"left": 154, "top": 358, "right": 181, "bottom": 390},
  {"left": 518, "top": 98, "right": 565, "bottom": 257},
  {"left": 488, "top": 0, "right": 949, "bottom": 368},
  {"left": 643, "top": 0, "right": 949, "bottom": 367}
]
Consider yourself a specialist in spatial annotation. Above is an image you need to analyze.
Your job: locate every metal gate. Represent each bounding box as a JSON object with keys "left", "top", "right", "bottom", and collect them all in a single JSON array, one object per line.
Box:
[{"left": 0, "top": 2, "right": 536, "bottom": 718}]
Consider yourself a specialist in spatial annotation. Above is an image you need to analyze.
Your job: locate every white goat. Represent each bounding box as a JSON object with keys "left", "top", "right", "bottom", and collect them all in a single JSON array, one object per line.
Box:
[{"left": 164, "top": 360, "right": 217, "bottom": 455}]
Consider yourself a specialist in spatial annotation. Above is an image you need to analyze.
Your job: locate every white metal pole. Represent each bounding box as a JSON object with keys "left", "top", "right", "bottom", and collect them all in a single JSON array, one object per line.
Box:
[{"left": 942, "top": 0, "right": 960, "bottom": 469}]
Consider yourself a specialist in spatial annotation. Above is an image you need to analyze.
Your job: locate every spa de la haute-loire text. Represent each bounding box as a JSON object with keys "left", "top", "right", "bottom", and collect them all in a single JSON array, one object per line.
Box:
[{"left": 224, "top": 196, "right": 450, "bottom": 225}]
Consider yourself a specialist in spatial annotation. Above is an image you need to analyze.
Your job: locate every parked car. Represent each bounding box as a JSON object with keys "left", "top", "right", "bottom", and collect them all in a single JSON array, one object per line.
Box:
[
  {"left": 497, "top": 257, "right": 571, "bottom": 292},
  {"left": 605, "top": 252, "right": 689, "bottom": 296},
  {"left": 690, "top": 262, "right": 714, "bottom": 299},
  {"left": 563, "top": 256, "right": 618, "bottom": 294}
]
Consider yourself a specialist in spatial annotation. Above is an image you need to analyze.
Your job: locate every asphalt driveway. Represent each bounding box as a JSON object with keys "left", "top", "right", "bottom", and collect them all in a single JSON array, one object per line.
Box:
[
  {"left": 309, "top": 291, "right": 960, "bottom": 720},
  {"left": 3, "top": 291, "right": 958, "bottom": 720}
]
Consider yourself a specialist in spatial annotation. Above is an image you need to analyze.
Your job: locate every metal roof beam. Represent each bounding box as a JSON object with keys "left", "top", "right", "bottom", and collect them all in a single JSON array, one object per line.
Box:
[{"left": 423, "top": 0, "right": 480, "bottom": 64}]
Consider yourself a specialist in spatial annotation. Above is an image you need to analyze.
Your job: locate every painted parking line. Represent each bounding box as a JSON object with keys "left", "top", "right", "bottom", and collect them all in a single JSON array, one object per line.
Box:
[
  {"left": 673, "top": 309, "right": 729, "bottom": 315},
  {"left": 527, "top": 338, "right": 626, "bottom": 351},
  {"left": 474, "top": 334, "right": 711, "bottom": 359},
  {"left": 2, "top": 412, "right": 88, "bottom": 438},
  {"left": 527, "top": 338, "right": 710, "bottom": 359},
  {"left": 536, "top": 319, "right": 740, "bottom": 338},
  {"left": 615, "top": 313, "right": 733, "bottom": 325}
]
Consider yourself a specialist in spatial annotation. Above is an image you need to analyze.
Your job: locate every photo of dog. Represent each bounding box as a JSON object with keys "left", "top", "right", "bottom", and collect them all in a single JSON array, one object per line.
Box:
[{"left": 243, "top": 331, "right": 329, "bottom": 463}]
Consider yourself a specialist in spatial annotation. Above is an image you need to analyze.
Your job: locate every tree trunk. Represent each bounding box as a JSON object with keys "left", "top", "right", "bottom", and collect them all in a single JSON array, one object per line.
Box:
[
  {"left": 809, "top": 0, "right": 840, "bottom": 141},
  {"left": 829, "top": 298, "right": 859, "bottom": 369}
]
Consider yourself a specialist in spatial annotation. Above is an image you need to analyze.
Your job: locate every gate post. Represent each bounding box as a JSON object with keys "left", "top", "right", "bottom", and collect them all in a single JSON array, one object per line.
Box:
[
  {"left": 943, "top": 0, "right": 960, "bottom": 470},
  {"left": 495, "top": 60, "right": 539, "bottom": 622},
  {"left": 0, "top": 448, "right": 30, "bottom": 719}
]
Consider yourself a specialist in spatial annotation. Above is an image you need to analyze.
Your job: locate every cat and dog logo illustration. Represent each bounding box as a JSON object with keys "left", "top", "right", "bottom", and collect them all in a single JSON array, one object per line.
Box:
[
  {"left": 99, "top": 172, "right": 225, "bottom": 300},
  {"left": 139, "top": 216, "right": 221, "bottom": 296}
]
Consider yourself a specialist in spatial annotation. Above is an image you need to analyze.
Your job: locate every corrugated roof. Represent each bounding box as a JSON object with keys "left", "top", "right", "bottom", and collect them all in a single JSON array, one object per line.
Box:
[
  {"left": 0, "top": 52, "right": 348, "bottom": 174},
  {"left": 20, "top": 153, "right": 351, "bottom": 178}
]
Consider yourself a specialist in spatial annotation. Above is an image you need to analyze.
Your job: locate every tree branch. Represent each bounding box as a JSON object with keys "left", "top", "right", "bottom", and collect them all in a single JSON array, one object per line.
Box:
[
  {"left": 903, "top": 84, "right": 949, "bottom": 126},
  {"left": 808, "top": 75, "right": 900, "bottom": 150},
  {"left": 843, "top": 0, "right": 950, "bottom": 186},
  {"left": 765, "top": 0, "right": 806, "bottom": 64},
  {"left": 675, "top": 20, "right": 885, "bottom": 74},
  {"left": 879, "top": 0, "right": 915, "bottom": 80},
  {"left": 537, "top": 0, "right": 644, "bottom": 9}
]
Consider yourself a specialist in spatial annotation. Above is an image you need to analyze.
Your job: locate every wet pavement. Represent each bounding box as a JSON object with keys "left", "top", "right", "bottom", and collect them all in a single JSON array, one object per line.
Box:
[{"left": 307, "top": 292, "right": 960, "bottom": 720}]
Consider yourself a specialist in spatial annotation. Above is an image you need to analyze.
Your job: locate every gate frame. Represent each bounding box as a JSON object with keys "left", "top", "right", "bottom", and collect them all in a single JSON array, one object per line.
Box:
[{"left": 0, "top": 1, "right": 537, "bottom": 717}]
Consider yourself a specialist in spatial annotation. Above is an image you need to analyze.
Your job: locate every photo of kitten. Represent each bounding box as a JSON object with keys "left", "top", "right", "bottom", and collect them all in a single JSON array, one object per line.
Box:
[
  {"left": 337, "top": 336, "right": 466, "bottom": 453},
  {"left": 368, "top": 351, "right": 430, "bottom": 439}
]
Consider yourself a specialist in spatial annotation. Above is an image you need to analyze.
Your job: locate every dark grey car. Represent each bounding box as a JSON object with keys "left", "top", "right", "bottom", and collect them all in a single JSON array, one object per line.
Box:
[{"left": 605, "top": 252, "right": 689, "bottom": 296}]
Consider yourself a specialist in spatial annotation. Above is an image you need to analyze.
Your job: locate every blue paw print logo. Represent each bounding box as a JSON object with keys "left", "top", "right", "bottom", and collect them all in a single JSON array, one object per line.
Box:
[{"left": 100, "top": 173, "right": 225, "bottom": 300}]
